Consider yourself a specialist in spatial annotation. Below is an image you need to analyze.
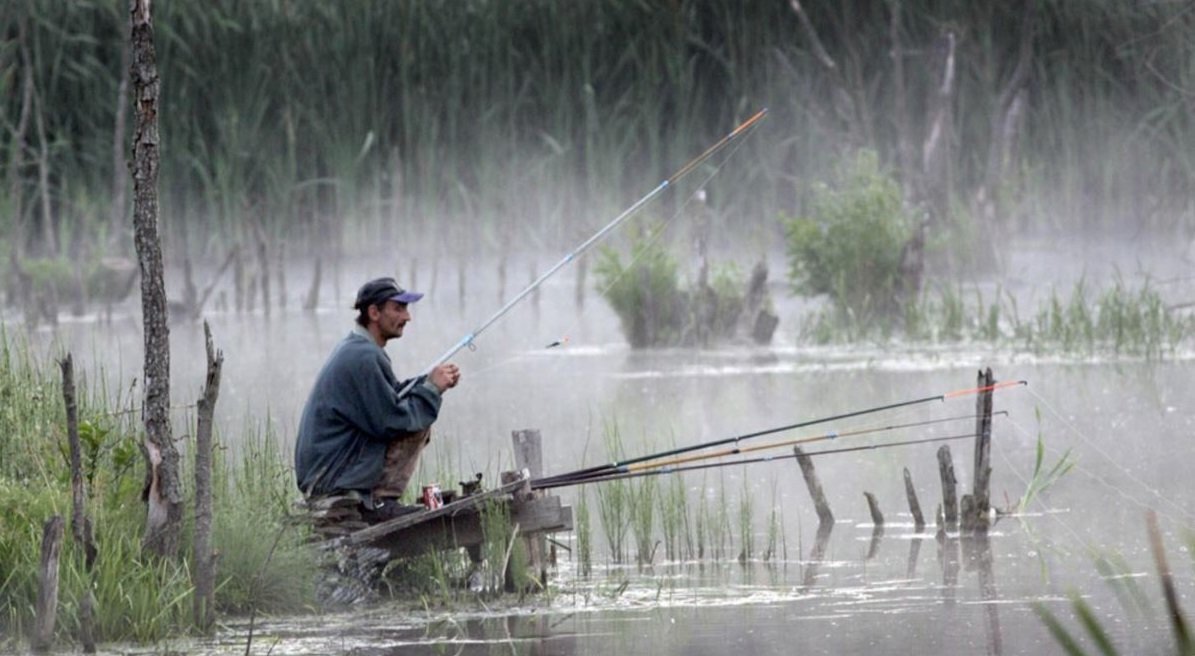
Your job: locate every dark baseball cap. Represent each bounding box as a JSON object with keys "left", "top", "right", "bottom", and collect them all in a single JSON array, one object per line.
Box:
[{"left": 353, "top": 277, "right": 424, "bottom": 309}]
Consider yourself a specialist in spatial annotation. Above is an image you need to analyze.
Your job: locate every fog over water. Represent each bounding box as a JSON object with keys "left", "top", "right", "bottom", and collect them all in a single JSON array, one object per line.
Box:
[{"left": 8, "top": 233, "right": 1195, "bottom": 655}]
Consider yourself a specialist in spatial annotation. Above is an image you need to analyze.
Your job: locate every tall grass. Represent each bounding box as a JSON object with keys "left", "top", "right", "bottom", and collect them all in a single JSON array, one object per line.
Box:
[
  {"left": 2, "top": 1, "right": 1191, "bottom": 265},
  {"left": 0, "top": 333, "right": 313, "bottom": 649},
  {"left": 595, "top": 422, "right": 631, "bottom": 564},
  {"left": 809, "top": 278, "right": 1193, "bottom": 357},
  {"left": 658, "top": 474, "right": 690, "bottom": 562},
  {"left": 575, "top": 487, "right": 592, "bottom": 577},
  {"left": 737, "top": 477, "right": 754, "bottom": 563},
  {"left": 630, "top": 476, "right": 657, "bottom": 567}
]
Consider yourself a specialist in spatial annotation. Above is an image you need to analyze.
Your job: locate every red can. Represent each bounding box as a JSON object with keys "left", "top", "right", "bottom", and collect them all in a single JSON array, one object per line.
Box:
[{"left": 421, "top": 484, "right": 443, "bottom": 509}]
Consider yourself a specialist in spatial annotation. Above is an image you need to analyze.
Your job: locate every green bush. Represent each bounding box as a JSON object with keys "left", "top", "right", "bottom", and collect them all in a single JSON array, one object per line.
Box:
[
  {"left": 784, "top": 150, "right": 914, "bottom": 326},
  {"left": 596, "top": 238, "right": 685, "bottom": 348},
  {"left": 595, "top": 236, "right": 748, "bottom": 348}
]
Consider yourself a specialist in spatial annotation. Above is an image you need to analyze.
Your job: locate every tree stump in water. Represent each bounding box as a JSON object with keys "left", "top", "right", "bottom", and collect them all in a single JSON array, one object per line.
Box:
[{"left": 937, "top": 445, "right": 958, "bottom": 529}]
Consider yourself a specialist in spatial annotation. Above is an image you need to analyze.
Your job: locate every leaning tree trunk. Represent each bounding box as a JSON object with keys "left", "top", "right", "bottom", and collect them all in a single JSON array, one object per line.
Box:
[{"left": 130, "top": 0, "right": 181, "bottom": 557}]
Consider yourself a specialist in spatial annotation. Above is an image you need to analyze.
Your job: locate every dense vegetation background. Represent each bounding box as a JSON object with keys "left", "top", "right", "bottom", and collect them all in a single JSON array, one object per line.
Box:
[{"left": 2, "top": 0, "right": 1192, "bottom": 267}]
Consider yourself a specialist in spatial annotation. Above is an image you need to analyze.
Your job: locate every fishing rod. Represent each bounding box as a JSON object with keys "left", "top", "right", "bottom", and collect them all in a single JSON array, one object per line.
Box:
[
  {"left": 539, "top": 411, "right": 1008, "bottom": 488},
  {"left": 533, "top": 431, "right": 982, "bottom": 490},
  {"left": 535, "top": 380, "right": 1027, "bottom": 486},
  {"left": 399, "top": 108, "right": 769, "bottom": 397}
]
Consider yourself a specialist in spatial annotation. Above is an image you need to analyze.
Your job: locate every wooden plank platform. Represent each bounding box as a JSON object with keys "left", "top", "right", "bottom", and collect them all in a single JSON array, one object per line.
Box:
[{"left": 315, "top": 469, "right": 572, "bottom": 561}]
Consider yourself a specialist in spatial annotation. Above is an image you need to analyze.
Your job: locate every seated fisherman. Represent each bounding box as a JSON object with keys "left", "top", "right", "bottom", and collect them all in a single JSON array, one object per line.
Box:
[{"left": 294, "top": 276, "right": 461, "bottom": 519}]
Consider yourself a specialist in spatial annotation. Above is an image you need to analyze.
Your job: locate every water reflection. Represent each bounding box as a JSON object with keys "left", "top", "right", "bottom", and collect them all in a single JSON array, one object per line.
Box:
[
  {"left": 907, "top": 535, "right": 923, "bottom": 579},
  {"left": 965, "top": 529, "right": 1003, "bottom": 656},
  {"left": 937, "top": 529, "right": 960, "bottom": 606},
  {"left": 800, "top": 522, "right": 834, "bottom": 591}
]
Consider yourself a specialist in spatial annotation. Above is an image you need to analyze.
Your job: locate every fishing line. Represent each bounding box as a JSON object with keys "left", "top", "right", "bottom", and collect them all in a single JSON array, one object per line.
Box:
[
  {"left": 992, "top": 417, "right": 1097, "bottom": 559},
  {"left": 400, "top": 110, "right": 768, "bottom": 397},
  {"left": 534, "top": 431, "right": 985, "bottom": 490},
  {"left": 1023, "top": 386, "right": 1195, "bottom": 524},
  {"left": 466, "top": 111, "right": 768, "bottom": 381},
  {"left": 536, "top": 380, "right": 1027, "bottom": 487},
  {"left": 1003, "top": 411, "right": 1195, "bottom": 526}
]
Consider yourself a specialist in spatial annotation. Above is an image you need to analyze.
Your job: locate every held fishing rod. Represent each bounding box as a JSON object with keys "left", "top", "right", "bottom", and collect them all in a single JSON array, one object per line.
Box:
[
  {"left": 535, "top": 380, "right": 1027, "bottom": 487},
  {"left": 398, "top": 108, "right": 769, "bottom": 397},
  {"left": 533, "top": 431, "right": 984, "bottom": 490}
]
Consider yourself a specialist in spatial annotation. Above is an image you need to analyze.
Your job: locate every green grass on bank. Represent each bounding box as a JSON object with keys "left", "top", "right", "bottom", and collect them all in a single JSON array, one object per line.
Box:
[{"left": 0, "top": 332, "right": 314, "bottom": 649}]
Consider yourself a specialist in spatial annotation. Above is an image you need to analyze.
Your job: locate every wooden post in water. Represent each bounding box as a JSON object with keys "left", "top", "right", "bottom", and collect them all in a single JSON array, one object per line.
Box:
[
  {"left": 971, "top": 367, "right": 995, "bottom": 531},
  {"left": 32, "top": 516, "right": 64, "bottom": 653},
  {"left": 793, "top": 445, "right": 834, "bottom": 526},
  {"left": 937, "top": 445, "right": 958, "bottom": 529},
  {"left": 510, "top": 429, "right": 546, "bottom": 591},
  {"left": 903, "top": 467, "right": 926, "bottom": 531}
]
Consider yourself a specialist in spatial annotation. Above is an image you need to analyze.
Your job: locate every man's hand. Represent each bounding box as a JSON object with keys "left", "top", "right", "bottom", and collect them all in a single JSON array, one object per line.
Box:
[{"left": 429, "top": 363, "right": 461, "bottom": 393}]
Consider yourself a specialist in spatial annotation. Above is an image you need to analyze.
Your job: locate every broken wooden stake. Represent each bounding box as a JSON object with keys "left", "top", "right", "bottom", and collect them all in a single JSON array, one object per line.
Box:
[
  {"left": 61, "top": 354, "right": 96, "bottom": 653},
  {"left": 972, "top": 367, "right": 995, "bottom": 531},
  {"left": 193, "top": 322, "right": 223, "bottom": 634},
  {"left": 937, "top": 445, "right": 958, "bottom": 529},
  {"left": 903, "top": 467, "right": 925, "bottom": 530},
  {"left": 793, "top": 445, "right": 834, "bottom": 526},
  {"left": 863, "top": 491, "right": 884, "bottom": 526},
  {"left": 32, "top": 516, "right": 64, "bottom": 653}
]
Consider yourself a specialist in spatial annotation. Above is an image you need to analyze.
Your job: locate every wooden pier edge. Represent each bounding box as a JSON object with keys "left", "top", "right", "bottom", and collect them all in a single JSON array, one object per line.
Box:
[{"left": 314, "top": 428, "right": 572, "bottom": 591}]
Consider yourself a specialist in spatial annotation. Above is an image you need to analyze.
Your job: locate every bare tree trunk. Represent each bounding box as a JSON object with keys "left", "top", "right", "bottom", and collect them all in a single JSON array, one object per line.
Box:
[
  {"left": 130, "top": 0, "right": 181, "bottom": 557},
  {"left": 61, "top": 354, "right": 97, "bottom": 653},
  {"left": 7, "top": 24, "right": 34, "bottom": 262},
  {"left": 109, "top": 39, "right": 131, "bottom": 253},
  {"left": 33, "top": 90, "right": 57, "bottom": 257},
  {"left": 889, "top": 0, "right": 915, "bottom": 187},
  {"left": 921, "top": 30, "right": 957, "bottom": 218},
  {"left": 255, "top": 225, "right": 270, "bottom": 315},
  {"left": 973, "top": 0, "right": 1035, "bottom": 267},
  {"left": 193, "top": 322, "right": 223, "bottom": 633},
  {"left": 787, "top": 0, "right": 865, "bottom": 144},
  {"left": 6, "top": 24, "right": 34, "bottom": 305},
  {"left": 303, "top": 257, "right": 321, "bottom": 310}
]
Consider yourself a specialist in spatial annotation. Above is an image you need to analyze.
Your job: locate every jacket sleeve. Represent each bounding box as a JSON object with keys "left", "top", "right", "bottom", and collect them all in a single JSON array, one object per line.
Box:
[{"left": 346, "top": 352, "right": 442, "bottom": 441}]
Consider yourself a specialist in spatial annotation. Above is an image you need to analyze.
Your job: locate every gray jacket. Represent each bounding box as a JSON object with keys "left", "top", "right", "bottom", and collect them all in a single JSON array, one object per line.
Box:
[{"left": 294, "top": 327, "right": 442, "bottom": 496}]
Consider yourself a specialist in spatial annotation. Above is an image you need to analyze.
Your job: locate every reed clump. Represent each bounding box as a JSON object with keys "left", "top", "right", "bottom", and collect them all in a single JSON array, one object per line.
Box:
[
  {"left": 804, "top": 277, "right": 1193, "bottom": 358},
  {"left": 5, "top": 2, "right": 1190, "bottom": 267}
]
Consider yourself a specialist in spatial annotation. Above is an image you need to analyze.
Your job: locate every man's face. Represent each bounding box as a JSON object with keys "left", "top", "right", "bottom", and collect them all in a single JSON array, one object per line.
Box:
[{"left": 372, "top": 300, "right": 411, "bottom": 341}]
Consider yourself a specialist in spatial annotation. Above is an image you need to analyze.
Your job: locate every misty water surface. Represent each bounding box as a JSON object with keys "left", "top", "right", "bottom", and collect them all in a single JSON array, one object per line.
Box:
[{"left": 8, "top": 236, "right": 1195, "bottom": 655}]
